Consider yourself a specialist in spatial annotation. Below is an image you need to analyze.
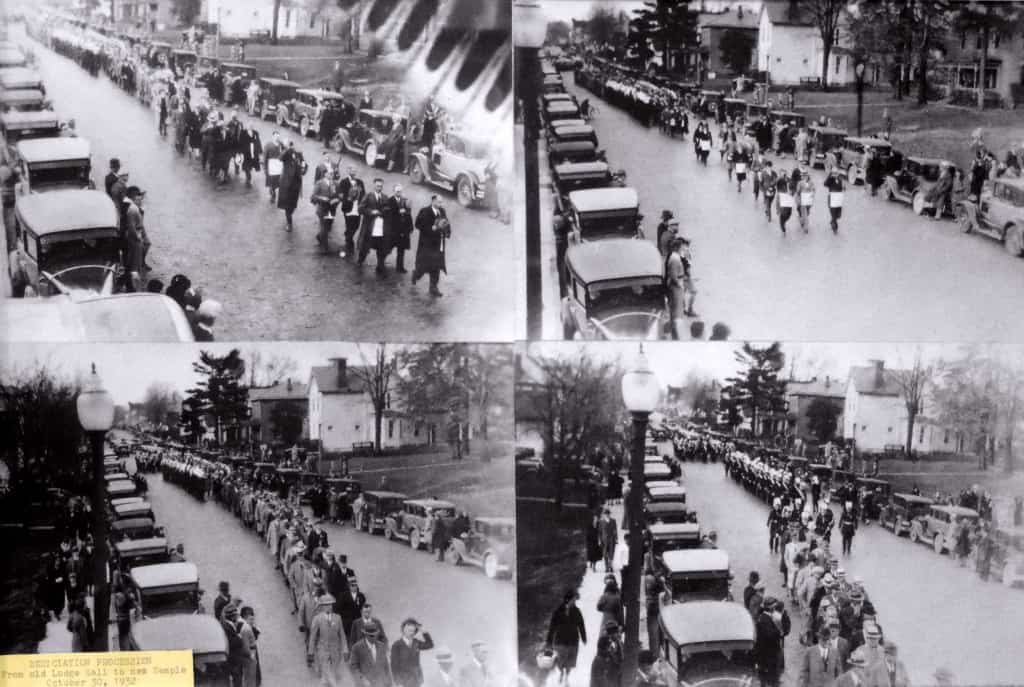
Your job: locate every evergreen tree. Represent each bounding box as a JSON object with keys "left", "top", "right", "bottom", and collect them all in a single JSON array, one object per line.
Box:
[
  {"left": 182, "top": 349, "right": 248, "bottom": 447},
  {"left": 721, "top": 343, "right": 788, "bottom": 438}
]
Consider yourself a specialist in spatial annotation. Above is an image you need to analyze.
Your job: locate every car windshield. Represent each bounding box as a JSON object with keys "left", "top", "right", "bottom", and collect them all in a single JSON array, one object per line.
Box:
[
  {"left": 431, "top": 507, "right": 456, "bottom": 518},
  {"left": 28, "top": 162, "right": 91, "bottom": 187},
  {"left": 141, "top": 588, "right": 200, "bottom": 616},
  {"left": 587, "top": 279, "right": 663, "bottom": 311},
  {"left": 39, "top": 231, "right": 120, "bottom": 273},
  {"left": 675, "top": 648, "right": 754, "bottom": 682},
  {"left": 668, "top": 576, "right": 729, "bottom": 600},
  {"left": 382, "top": 498, "right": 403, "bottom": 511},
  {"left": 917, "top": 164, "right": 940, "bottom": 181},
  {"left": 577, "top": 210, "right": 637, "bottom": 238},
  {"left": 5, "top": 126, "right": 62, "bottom": 143}
]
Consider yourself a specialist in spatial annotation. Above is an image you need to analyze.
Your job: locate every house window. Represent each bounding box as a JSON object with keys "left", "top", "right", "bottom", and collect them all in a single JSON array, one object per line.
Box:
[
  {"left": 960, "top": 31, "right": 966, "bottom": 50},
  {"left": 414, "top": 422, "right": 422, "bottom": 437},
  {"left": 943, "top": 430, "right": 950, "bottom": 444},
  {"left": 887, "top": 426, "right": 892, "bottom": 433},
  {"left": 919, "top": 426, "right": 925, "bottom": 442},
  {"left": 285, "top": 9, "right": 292, "bottom": 27},
  {"left": 388, "top": 420, "right": 394, "bottom": 439},
  {"left": 310, "top": 12, "right": 316, "bottom": 29},
  {"left": 835, "top": 55, "right": 840, "bottom": 75}
]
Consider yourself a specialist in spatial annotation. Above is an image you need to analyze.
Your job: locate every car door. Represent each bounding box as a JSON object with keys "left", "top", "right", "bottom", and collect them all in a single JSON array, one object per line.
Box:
[
  {"left": 979, "top": 183, "right": 997, "bottom": 230},
  {"left": 567, "top": 272, "right": 587, "bottom": 335},
  {"left": 988, "top": 182, "right": 1011, "bottom": 230},
  {"left": 438, "top": 137, "right": 468, "bottom": 181}
]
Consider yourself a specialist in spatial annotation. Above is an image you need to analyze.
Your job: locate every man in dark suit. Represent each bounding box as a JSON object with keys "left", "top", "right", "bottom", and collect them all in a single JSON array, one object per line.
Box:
[
  {"left": 598, "top": 509, "right": 617, "bottom": 573},
  {"left": 390, "top": 618, "right": 434, "bottom": 687},
  {"left": 306, "top": 522, "right": 328, "bottom": 559},
  {"left": 411, "top": 195, "right": 449, "bottom": 297},
  {"left": 798, "top": 625, "right": 843, "bottom": 687},
  {"left": 349, "top": 602, "right": 387, "bottom": 647},
  {"left": 339, "top": 166, "right": 363, "bottom": 255},
  {"left": 324, "top": 550, "right": 350, "bottom": 600},
  {"left": 337, "top": 579, "right": 366, "bottom": 639},
  {"left": 104, "top": 158, "right": 121, "bottom": 196},
  {"left": 386, "top": 184, "right": 414, "bottom": 273},
  {"left": 357, "top": 178, "right": 390, "bottom": 272},
  {"left": 350, "top": 624, "right": 392, "bottom": 687}
]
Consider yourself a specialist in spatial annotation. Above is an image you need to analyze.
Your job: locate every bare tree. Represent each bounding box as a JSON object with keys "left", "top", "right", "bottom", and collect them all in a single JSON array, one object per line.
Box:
[
  {"left": 350, "top": 344, "right": 397, "bottom": 453},
  {"left": 891, "top": 353, "right": 934, "bottom": 457},
  {"left": 247, "top": 351, "right": 300, "bottom": 388},
  {"left": 141, "top": 382, "right": 182, "bottom": 426},
  {"left": 802, "top": 0, "right": 847, "bottom": 90}
]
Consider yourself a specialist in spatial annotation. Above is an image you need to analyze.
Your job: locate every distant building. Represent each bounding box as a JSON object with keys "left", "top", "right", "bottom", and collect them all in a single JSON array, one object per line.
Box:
[
  {"left": 939, "top": 26, "right": 1024, "bottom": 106},
  {"left": 514, "top": 354, "right": 548, "bottom": 460},
  {"left": 308, "top": 357, "right": 436, "bottom": 453},
  {"left": 699, "top": 6, "right": 759, "bottom": 77},
  {"left": 786, "top": 375, "right": 845, "bottom": 443},
  {"left": 697, "top": 0, "right": 763, "bottom": 13},
  {"left": 206, "top": 0, "right": 345, "bottom": 40},
  {"left": 249, "top": 378, "right": 307, "bottom": 446},
  {"left": 115, "top": 0, "right": 176, "bottom": 32}
]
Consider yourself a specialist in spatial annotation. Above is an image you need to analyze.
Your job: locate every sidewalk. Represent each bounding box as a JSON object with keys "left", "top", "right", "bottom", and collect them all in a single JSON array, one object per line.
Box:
[
  {"left": 36, "top": 594, "right": 115, "bottom": 654},
  {"left": 541, "top": 500, "right": 641, "bottom": 687}
]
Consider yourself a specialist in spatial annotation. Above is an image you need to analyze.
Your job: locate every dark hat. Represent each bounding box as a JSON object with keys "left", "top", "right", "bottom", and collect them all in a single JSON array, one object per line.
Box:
[
  {"left": 126, "top": 185, "right": 145, "bottom": 198},
  {"left": 218, "top": 581, "right": 230, "bottom": 592},
  {"left": 604, "top": 620, "right": 620, "bottom": 632},
  {"left": 362, "top": 624, "right": 380, "bottom": 636},
  {"left": 862, "top": 601, "right": 877, "bottom": 616},
  {"left": 401, "top": 617, "right": 421, "bottom": 628},
  {"left": 638, "top": 649, "right": 656, "bottom": 666},
  {"left": 660, "top": 210, "right": 674, "bottom": 220}
]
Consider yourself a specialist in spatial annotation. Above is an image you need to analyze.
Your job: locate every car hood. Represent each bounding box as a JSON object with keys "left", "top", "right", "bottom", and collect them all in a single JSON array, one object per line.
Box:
[{"left": 590, "top": 308, "right": 664, "bottom": 340}]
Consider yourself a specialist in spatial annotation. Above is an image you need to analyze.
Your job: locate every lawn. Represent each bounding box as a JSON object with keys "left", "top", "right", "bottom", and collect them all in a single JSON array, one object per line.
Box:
[
  {"left": 364, "top": 456, "right": 514, "bottom": 518},
  {"left": 877, "top": 458, "right": 1024, "bottom": 500},
  {"left": 516, "top": 500, "right": 589, "bottom": 681}
]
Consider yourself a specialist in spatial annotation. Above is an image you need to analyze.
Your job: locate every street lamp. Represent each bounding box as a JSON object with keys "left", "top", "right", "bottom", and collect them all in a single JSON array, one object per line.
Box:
[
  {"left": 76, "top": 363, "right": 115, "bottom": 652},
  {"left": 514, "top": 0, "right": 546, "bottom": 340},
  {"left": 855, "top": 59, "right": 866, "bottom": 136},
  {"left": 620, "top": 346, "right": 660, "bottom": 679}
]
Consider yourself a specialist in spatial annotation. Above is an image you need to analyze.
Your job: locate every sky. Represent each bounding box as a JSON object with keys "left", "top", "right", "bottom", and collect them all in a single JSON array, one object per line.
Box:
[
  {"left": 524, "top": 341, "right": 1024, "bottom": 389},
  {"left": 537, "top": 0, "right": 645, "bottom": 25},
  {"left": 0, "top": 343, "right": 397, "bottom": 405}
]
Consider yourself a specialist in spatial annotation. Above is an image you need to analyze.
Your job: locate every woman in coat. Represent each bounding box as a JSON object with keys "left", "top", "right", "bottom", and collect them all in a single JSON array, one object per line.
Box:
[
  {"left": 589, "top": 626, "right": 623, "bottom": 687},
  {"left": 67, "top": 599, "right": 91, "bottom": 652},
  {"left": 45, "top": 557, "right": 66, "bottom": 620},
  {"left": 586, "top": 514, "right": 602, "bottom": 572},
  {"left": 596, "top": 580, "right": 624, "bottom": 635},
  {"left": 277, "top": 143, "right": 307, "bottom": 231},
  {"left": 547, "top": 590, "right": 587, "bottom": 686}
]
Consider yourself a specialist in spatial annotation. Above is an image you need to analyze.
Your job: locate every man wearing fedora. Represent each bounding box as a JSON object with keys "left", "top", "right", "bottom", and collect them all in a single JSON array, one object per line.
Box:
[
  {"left": 430, "top": 647, "right": 459, "bottom": 687},
  {"left": 390, "top": 618, "right": 434, "bottom": 687},
  {"left": 122, "top": 185, "right": 150, "bottom": 290},
  {"left": 798, "top": 625, "right": 842, "bottom": 687},
  {"left": 309, "top": 593, "right": 348, "bottom": 687},
  {"left": 349, "top": 602, "right": 388, "bottom": 647},
  {"left": 834, "top": 647, "right": 869, "bottom": 687},
  {"left": 350, "top": 623, "right": 392, "bottom": 687},
  {"left": 460, "top": 640, "right": 494, "bottom": 687},
  {"left": 221, "top": 603, "right": 250, "bottom": 687}
]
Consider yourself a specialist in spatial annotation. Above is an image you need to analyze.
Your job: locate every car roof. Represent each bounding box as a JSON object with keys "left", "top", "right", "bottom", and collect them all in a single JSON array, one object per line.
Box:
[
  {"left": 114, "top": 536, "right": 167, "bottom": 553},
  {"left": 545, "top": 101, "right": 579, "bottom": 112},
  {"left": 660, "top": 601, "right": 754, "bottom": 647},
  {"left": 0, "top": 67, "right": 43, "bottom": 85},
  {"left": 0, "top": 88, "right": 45, "bottom": 103},
  {"left": 405, "top": 499, "right": 456, "bottom": 509},
  {"left": 111, "top": 516, "right": 154, "bottom": 530},
  {"left": 645, "top": 463, "right": 672, "bottom": 474},
  {"left": 662, "top": 548, "right": 729, "bottom": 572},
  {"left": 259, "top": 77, "right": 299, "bottom": 87},
  {"left": 16, "top": 137, "right": 91, "bottom": 163},
  {"left": 649, "top": 522, "right": 700, "bottom": 537},
  {"left": 646, "top": 501, "right": 687, "bottom": 512},
  {"left": 846, "top": 136, "right": 891, "bottom": 147},
  {"left": 365, "top": 490, "right": 408, "bottom": 499},
  {"left": 934, "top": 505, "right": 980, "bottom": 517},
  {"left": 553, "top": 124, "right": 595, "bottom": 136},
  {"left": 297, "top": 88, "right": 344, "bottom": 99},
  {"left": 0, "top": 294, "right": 196, "bottom": 343},
  {"left": 114, "top": 501, "right": 152, "bottom": 514},
  {"left": 566, "top": 238, "right": 661, "bottom": 284},
  {"left": 16, "top": 189, "right": 117, "bottom": 234},
  {"left": 809, "top": 126, "right": 847, "bottom": 135},
  {"left": 649, "top": 485, "right": 687, "bottom": 497},
  {"left": 555, "top": 161, "right": 609, "bottom": 177},
  {"left": 107, "top": 478, "right": 136, "bottom": 492},
  {"left": 549, "top": 141, "right": 596, "bottom": 153},
  {"left": 476, "top": 516, "right": 514, "bottom": 526},
  {"left": 893, "top": 492, "right": 933, "bottom": 504},
  {"left": 905, "top": 155, "right": 950, "bottom": 166},
  {"left": 1, "top": 109, "right": 60, "bottom": 127},
  {"left": 132, "top": 615, "right": 227, "bottom": 656},
  {"left": 770, "top": 110, "right": 802, "bottom": 117},
  {"left": 131, "top": 562, "right": 199, "bottom": 589},
  {"left": 220, "top": 62, "right": 255, "bottom": 70}
]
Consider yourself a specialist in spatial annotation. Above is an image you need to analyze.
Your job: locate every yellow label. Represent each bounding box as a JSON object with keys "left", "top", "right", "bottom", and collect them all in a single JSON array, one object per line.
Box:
[{"left": 0, "top": 651, "right": 193, "bottom": 687}]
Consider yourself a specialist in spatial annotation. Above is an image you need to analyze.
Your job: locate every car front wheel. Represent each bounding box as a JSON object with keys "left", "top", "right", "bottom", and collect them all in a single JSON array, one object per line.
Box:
[
  {"left": 409, "top": 163, "right": 426, "bottom": 185},
  {"left": 1004, "top": 224, "right": 1024, "bottom": 257},
  {"left": 384, "top": 525, "right": 394, "bottom": 540},
  {"left": 909, "top": 527, "right": 920, "bottom": 543},
  {"left": 934, "top": 534, "right": 945, "bottom": 554},
  {"left": 446, "top": 546, "right": 462, "bottom": 566},
  {"left": 483, "top": 553, "right": 499, "bottom": 579},
  {"left": 957, "top": 203, "right": 974, "bottom": 233},
  {"left": 456, "top": 176, "right": 474, "bottom": 207},
  {"left": 410, "top": 528, "right": 420, "bottom": 550},
  {"left": 364, "top": 142, "right": 378, "bottom": 168},
  {"left": 912, "top": 192, "right": 927, "bottom": 216}
]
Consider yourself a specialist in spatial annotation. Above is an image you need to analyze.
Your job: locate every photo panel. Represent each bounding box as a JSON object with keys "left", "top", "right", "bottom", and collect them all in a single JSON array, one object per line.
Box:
[
  {"left": 516, "top": 339, "right": 1024, "bottom": 687},
  {"left": 516, "top": 0, "right": 1024, "bottom": 343},
  {"left": 1, "top": 0, "right": 514, "bottom": 343},
  {"left": 0, "top": 341, "right": 515, "bottom": 685}
]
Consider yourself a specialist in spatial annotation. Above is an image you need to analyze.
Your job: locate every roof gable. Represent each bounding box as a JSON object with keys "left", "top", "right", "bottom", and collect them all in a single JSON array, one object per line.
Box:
[
  {"left": 763, "top": 0, "right": 817, "bottom": 27},
  {"left": 849, "top": 366, "right": 905, "bottom": 397},
  {"left": 249, "top": 380, "right": 306, "bottom": 402},
  {"left": 309, "top": 365, "right": 371, "bottom": 395}
]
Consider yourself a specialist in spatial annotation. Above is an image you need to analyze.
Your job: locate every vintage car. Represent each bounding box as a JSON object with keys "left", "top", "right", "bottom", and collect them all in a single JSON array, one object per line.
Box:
[
  {"left": 256, "top": 77, "right": 300, "bottom": 120},
  {"left": 446, "top": 516, "right": 514, "bottom": 579},
  {"left": 770, "top": 110, "right": 806, "bottom": 128},
  {"left": 548, "top": 142, "right": 603, "bottom": 169},
  {"left": 658, "top": 601, "right": 756, "bottom": 684},
  {"left": 909, "top": 504, "right": 980, "bottom": 554},
  {"left": 807, "top": 125, "right": 848, "bottom": 167},
  {"left": 0, "top": 47, "right": 27, "bottom": 68},
  {"left": 542, "top": 74, "right": 565, "bottom": 94},
  {"left": 649, "top": 522, "right": 701, "bottom": 557},
  {"left": 958, "top": 176, "right": 1024, "bottom": 257},
  {"left": 14, "top": 137, "right": 93, "bottom": 196},
  {"left": 564, "top": 187, "right": 642, "bottom": 241},
  {"left": 334, "top": 108, "right": 407, "bottom": 169},
  {"left": 698, "top": 90, "right": 725, "bottom": 115},
  {"left": 130, "top": 562, "right": 203, "bottom": 616},
  {"left": 104, "top": 471, "right": 129, "bottom": 483},
  {"left": 547, "top": 118, "right": 588, "bottom": 133},
  {"left": 883, "top": 156, "right": 958, "bottom": 215},
  {"left": 542, "top": 92, "right": 575, "bottom": 107},
  {"left": 839, "top": 136, "right": 894, "bottom": 185},
  {"left": 644, "top": 501, "right": 692, "bottom": 526},
  {"left": 8, "top": 189, "right": 122, "bottom": 296},
  {"left": 747, "top": 103, "right": 769, "bottom": 121},
  {"left": 384, "top": 498, "right": 457, "bottom": 550},
  {"left": 0, "top": 88, "right": 48, "bottom": 111},
  {"left": 277, "top": 88, "right": 346, "bottom": 138},
  {"left": 0, "top": 293, "right": 196, "bottom": 342},
  {"left": 880, "top": 493, "right": 934, "bottom": 537},
  {"left": 110, "top": 496, "right": 145, "bottom": 507},
  {"left": 407, "top": 130, "right": 495, "bottom": 208},
  {"left": 722, "top": 97, "right": 747, "bottom": 121},
  {"left": 547, "top": 123, "right": 598, "bottom": 147},
  {"left": 644, "top": 462, "right": 674, "bottom": 484},
  {"left": 113, "top": 536, "right": 171, "bottom": 569},
  {"left": 0, "top": 67, "right": 44, "bottom": 92},
  {"left": 657, "top": 549, "right": 733, "bottom": 604},
  {"left": 856, "top": 476, "right": 892, "bottom": 500},
  {"left": 113, "top": 500, "right": 155, "bottom": 522},
  {"left": 107, "top": 478, "right": 140, "bottom": 499},
  {"left": 1, "top": 110, "right": 73, "bottom": 207},
  {"left": 990, "top": 526, "right": 1024, "bottom": 588},
  {"left": 356, "top": 490, "right": 408, "bottom": 535},
  {"left": 560, "top": 238, "right": 667, "bottom": 340},
  {"left": 542, "top": 99, "right": 580, "bottom": 124},
  {"left": 551, "top": 161, "right": 626, "bottom": 213},
  {"left": 647, "top": 485, "right": 687, "bottom": 504},
  {"left": 322, "top": 477, "right": 362, "bottom": 503},
  {"left": 169, "top": 48, "right": 198, "bottom": 73},
  {"left": 111, "top": 516, "right": 157, "bottom": 541},
  {"left": 132, "top": 615, "right": 230, "bottom": 686}
]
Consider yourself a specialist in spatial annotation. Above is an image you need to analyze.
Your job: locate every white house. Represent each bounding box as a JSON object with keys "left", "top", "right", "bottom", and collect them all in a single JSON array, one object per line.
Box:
[
  {"left": 206, "top": 0, "right": 345, "bottom": 40},
  {"left": 307, "top": 357, "right": 435, "bottom": 453}
]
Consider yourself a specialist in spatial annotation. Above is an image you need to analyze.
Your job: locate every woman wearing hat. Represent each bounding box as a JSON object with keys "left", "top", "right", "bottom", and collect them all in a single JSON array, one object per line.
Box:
[
  {"left": 546, "top": 590, "right": 586, "bottom": 686},
  {"left": 589, "top": 622, "right": 623, "bottom": 687}
]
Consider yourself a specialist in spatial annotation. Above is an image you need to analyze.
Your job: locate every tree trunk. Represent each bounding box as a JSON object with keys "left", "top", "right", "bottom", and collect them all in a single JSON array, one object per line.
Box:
[
  {"left": 977, "top": 25, "right": 989, "bottom": 110},
  {"left": 271, "top": 0, "right": 281, "bottom": 45},
  {"left": 821, "top": 43, "right": 831, "bottom": 92},
  {"left": 1005, "top": 392, "right": 1018, "bottom": 474},
  {"left": 905, "top": 412, "right": 916, "bottom": 457},
  {"left": 916, "top": 21, "right": 930, "bottom": 106},
  {"left": 373, "top": 407, "right": 382, "bottom": 453}
]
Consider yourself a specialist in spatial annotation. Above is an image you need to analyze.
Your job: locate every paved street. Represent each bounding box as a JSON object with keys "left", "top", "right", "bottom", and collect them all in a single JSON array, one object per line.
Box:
[
  {"left": 539, "top": 72, "right": 1024, "bottom": 342},
  {"left": 22, "top": 27, "right": 514, "bottom": 341},
  {"left": 146, "top": 470, "right": 516, "bottom": 685}
]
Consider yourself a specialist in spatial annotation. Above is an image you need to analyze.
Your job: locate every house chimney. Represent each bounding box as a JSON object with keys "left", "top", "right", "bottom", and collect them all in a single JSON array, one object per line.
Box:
[
  {"left": 870, "top": 360, "right": 885, "bottom": 389},
  {"left": 330, "top": 358, "right": 347, "bottom": 387},
  {"left": 737, "top": 6, "right": 743, "bottom": 19},
  {"left": 286, "top": 378, "right": 293, "bottom": 392},
  {"left": 825, "top": 375, "right": 831, "bottom": 389}
]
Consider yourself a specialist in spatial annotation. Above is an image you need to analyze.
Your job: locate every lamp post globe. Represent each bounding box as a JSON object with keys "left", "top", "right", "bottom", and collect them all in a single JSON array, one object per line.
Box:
[
  {"left": 621, "top": 350, "right": 660, "bottom": 414},
  {"left": 77, "top": 364, "right": 115, "bottom": 432},
  {"left": 512, "top": 1, "right": 547, "bottom": 48}
]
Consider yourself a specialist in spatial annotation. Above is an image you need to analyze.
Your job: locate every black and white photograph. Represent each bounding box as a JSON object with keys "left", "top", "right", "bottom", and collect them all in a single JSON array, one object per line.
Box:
[
  {"left": 0, "top": 0, "right": 514, "bottom": 342},
  {"left": 516, "top": 340, "right": 1024, "bottom": 687},
  {"left": 516, "top": 0, "right": 1024, "bottom": 341},
  {"left": 0, "top": 341, "right": 515, "bottom": 685}
]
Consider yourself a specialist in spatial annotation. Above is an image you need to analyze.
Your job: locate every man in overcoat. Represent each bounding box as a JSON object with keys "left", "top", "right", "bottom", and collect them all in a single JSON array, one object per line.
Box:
[
  {"left": 411, "top": 195, "right": 449, "bottom": 297},
  {"left": 386, "top": 184, "right": 413, "bottom": 273},
  {"left": 350, "top": 624, "right": 392, "bottom": 687},
  {"left": 357, "top": 178, "right": 390, "bottom": 272}
]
